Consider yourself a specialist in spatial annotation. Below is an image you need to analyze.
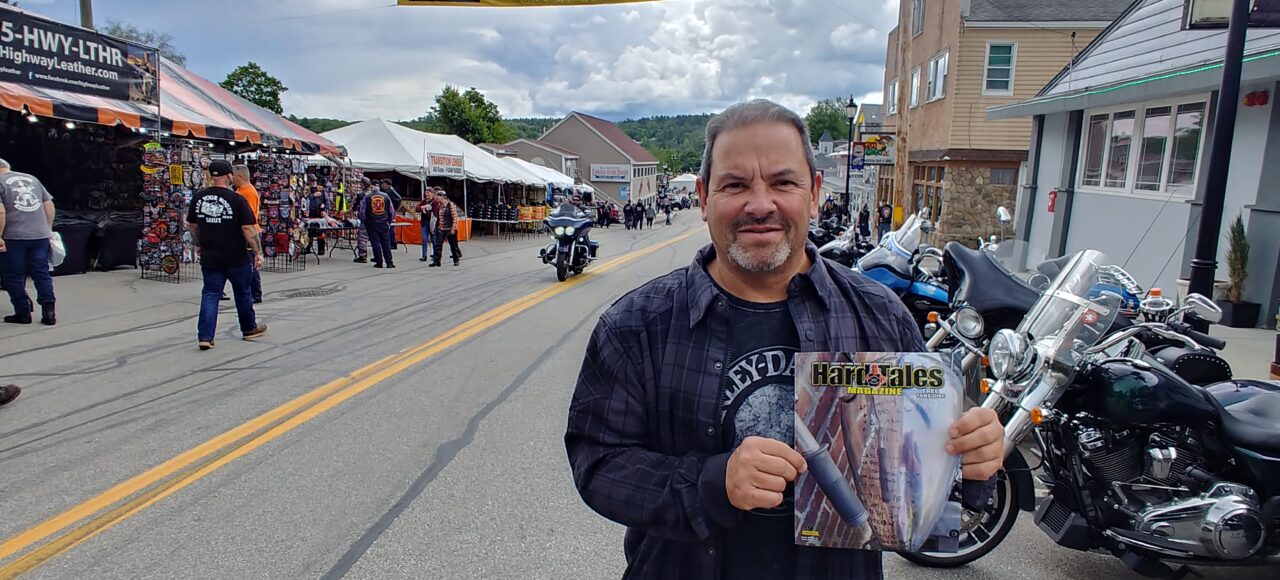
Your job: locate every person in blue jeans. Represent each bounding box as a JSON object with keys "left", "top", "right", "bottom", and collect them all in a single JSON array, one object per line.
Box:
[
  {"left": 0, "top": 158, "right": 57, "bottom": 326},
  {"left": 186, "top": 161, "right": 267, "bottom": 351}
]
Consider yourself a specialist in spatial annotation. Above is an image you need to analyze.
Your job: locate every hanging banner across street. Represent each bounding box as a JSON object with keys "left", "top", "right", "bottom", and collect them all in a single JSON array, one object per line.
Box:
[
  {"left": 0, "top": 5, "right": 160, "bottom": 105},
  {"left": 397, "top": 0, "right": 659, "bottom": 7}
]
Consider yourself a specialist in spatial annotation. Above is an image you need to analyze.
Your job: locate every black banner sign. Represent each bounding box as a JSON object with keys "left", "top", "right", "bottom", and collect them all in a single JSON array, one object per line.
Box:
[{"left": 0, "top": 6, "right": 159, "bottom": 105}]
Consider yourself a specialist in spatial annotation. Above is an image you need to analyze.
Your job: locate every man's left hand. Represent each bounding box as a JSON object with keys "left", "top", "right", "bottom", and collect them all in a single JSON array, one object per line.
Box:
[{"left": 945, "top": 407, "right": 1004, "bottom": 480}]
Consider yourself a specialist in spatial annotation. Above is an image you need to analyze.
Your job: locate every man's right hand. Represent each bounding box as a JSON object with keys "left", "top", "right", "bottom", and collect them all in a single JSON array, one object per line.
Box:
[
  {"left": 725, "top": 436, "right": 807, "bottom": 511},
  {"left": 0, "top": 239, "right": 6, "bottom": 252}
]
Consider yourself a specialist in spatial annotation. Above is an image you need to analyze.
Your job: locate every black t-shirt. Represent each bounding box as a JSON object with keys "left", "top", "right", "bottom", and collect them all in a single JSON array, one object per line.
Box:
[
  {"left": 712, "top": 280, "right": 801, "bottom": 580},
  {"left": 307, "top": 194, "right": 329, "bottom": 219},
  {"left": 188, "top": 186, "right": 255, "bottom": 269}
]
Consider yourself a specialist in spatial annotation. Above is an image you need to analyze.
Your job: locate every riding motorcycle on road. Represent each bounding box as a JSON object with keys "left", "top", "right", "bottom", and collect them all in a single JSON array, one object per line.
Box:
[
  {"left": 907, "top": 249, "right": 1280, "bottom": 577},
  {"left": 539, "top": 203, "right": 598, "bottom": 282}
]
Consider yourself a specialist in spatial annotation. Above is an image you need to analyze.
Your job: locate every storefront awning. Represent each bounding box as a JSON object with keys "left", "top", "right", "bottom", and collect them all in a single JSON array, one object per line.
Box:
[{"left": 0, "top": 57, "right": 343, "bottom": 156}]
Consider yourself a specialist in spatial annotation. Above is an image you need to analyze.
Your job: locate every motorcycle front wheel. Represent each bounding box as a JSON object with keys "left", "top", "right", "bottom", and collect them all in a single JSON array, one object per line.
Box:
[
  {"left": 555, "top": 253, "right": 569, "bottom": 282},
  {"left": 899, "top": 470, "right": 1019, "bottom": 568}
]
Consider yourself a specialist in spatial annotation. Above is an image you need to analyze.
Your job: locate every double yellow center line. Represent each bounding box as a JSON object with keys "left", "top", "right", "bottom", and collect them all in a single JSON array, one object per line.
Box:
[{"left": 0, "top": 230, "right": 700, "bottom": 577}]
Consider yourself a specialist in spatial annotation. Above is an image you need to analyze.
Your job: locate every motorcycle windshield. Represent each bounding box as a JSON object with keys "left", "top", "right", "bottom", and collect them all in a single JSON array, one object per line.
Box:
[
  {"left": 1017, "top": 249, "right": 1122, "bottom": 377},
  {"left": 857, "top": 213, "right": 923, "bottom": 275}
]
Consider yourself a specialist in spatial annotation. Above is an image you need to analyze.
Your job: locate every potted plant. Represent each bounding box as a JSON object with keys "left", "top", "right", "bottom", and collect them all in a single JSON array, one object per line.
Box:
[{"left": 1217, "top": 213, "right": 1260, "bottom": 327}]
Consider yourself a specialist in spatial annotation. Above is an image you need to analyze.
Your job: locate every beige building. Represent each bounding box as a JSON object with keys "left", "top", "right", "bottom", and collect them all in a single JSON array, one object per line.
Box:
[
  {"left": 537, "top": 112, "right": 659, "bottom": 206},
  {"left": 882, "top": 0, "right": 1125, "bottom": 243},
  {"left": 505, "top": 138, "right": 581, "bottom": 181}
]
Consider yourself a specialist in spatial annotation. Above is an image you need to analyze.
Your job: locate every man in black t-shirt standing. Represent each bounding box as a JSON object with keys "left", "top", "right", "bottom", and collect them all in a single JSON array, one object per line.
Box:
[{"left": 186, "top": 160, "right": 267, "bottom": 351}]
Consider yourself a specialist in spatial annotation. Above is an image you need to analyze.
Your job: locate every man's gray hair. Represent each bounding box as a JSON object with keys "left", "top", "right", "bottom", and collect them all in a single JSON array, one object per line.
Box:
[
  {"left": 0, "top": 158, "right": 9, "bottom": 169},
  {"left": 232, "top": 164, "right": 250, "bottom": 178},
  {"left": 699, "top": 99, "right": 816, "bottom": 189}
]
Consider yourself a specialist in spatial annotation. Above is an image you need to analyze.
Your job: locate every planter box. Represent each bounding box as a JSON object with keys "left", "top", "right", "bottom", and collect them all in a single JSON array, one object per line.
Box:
[
  {"left": 1217, "top": 300, "right": 1261, "bottom": 328},
  {"left": 1177, "top": 278, "right": 1231, "bottom": 302}
]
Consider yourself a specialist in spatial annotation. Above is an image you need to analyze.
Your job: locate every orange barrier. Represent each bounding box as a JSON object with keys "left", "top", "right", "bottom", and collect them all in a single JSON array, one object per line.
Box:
[{"left": 458, "top": 218, "right": 472, "bottom": 242}]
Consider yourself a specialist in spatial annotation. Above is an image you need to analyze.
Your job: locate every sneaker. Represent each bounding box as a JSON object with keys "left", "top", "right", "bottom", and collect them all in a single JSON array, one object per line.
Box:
[
  {"left": 198, "top": 340, "right": 215, "bottom": 351},
  {"left": 353, "top": 258, "right": 368, "bottom": 263},
  {"left": 419, "top": 257, "right": 429, "bottom": 262},
  {"left": 0, "top": 384, "right": 20, "bottom": 406},
  {"left": 242, "top": 324, "right": 268, "bottom": 341},
  {"left": 373, "top": 263, "right": 384, "bottom": 268},
  {"left": 40, "top": 303, "right": 55, "bottom": 326},
  {"left": 3, "top": 314, "right": 31, "bottom": 324},
  {"left": 453, "top": 258, "right": 460, "bottom": 266},
  {"left": 387, "top": 264, "right": 396, "bottom": 269}
]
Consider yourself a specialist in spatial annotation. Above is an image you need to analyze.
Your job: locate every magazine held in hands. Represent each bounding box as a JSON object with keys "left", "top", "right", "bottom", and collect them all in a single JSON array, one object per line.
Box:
[{"left": 794, "top": 351, "right": 964, "bottom": 553}]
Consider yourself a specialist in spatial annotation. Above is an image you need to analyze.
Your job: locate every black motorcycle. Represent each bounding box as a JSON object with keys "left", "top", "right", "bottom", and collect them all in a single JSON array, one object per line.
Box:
[
  {"left": 912, "top": 249, "right": 1280, "bottom": 577},
  {"left": 539, "top": 203, "right": 598, "bottom": 282},
  {"left": 808, "top": 218, "right": 846, "bottom": 248}
]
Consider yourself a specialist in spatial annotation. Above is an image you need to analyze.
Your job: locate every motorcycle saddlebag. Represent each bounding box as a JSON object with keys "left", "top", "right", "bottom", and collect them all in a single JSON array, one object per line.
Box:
[{"left": 1153, "top": 346, "right": 1232, "bottom": 386}]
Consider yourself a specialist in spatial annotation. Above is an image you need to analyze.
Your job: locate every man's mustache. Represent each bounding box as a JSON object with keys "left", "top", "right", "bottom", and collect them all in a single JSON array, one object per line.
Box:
[{"left": 731, "top": 214, "right": 792, "bottom": 233}]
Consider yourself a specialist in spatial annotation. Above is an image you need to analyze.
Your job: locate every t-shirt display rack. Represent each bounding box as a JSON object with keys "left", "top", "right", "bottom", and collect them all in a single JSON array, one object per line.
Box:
[
  {"left": 139, "top": 139, "right": 204, "bottom": 283},
  {"left": 248, "top": 153, "right": 308, "bottom": 273}
]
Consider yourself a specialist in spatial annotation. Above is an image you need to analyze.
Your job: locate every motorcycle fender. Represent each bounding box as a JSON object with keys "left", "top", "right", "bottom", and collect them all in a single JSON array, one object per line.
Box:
[
  {"left": 1005, "top": 448, "right": 1037, "bottom": 513},
  {"left": 909, "top": 281, "right": 950, "bottom": 304}
]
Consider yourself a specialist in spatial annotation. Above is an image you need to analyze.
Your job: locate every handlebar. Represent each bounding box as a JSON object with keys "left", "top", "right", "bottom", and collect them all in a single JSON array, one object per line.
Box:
[{"left": 1167, "top": 321, "right": 1227, "bottom": 350}]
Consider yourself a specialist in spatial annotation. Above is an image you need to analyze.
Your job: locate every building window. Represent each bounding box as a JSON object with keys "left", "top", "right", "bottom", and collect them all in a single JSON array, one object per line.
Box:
[
  {"left": 887, "top": 79, "right": 898, "bottom": 115},
  {"left": 912, "top": 0, "right": 925, "bottom": 37},
  {"left": 1078, "top": 98, "right": 1207, "bottom": 197},
  {"left": 991, "top": 168, "right": 1017, "bottom": 185},
  {"left": 983, "top": 43, "right": 1016, "bottom": 95},
  {"left": 910, "top": 68, "right": 921, "bottom": 108},
  {"left": 927, "top": 51, "right": 948, "bottom": 101},
  {"left": 912, "top": 164, "right": 946, "bottom": 216}
]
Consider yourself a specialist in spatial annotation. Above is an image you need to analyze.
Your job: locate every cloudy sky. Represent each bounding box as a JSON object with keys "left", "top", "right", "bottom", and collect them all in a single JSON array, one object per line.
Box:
[{"left": 25, "top": 0, "right": 898, "bottom": 121}]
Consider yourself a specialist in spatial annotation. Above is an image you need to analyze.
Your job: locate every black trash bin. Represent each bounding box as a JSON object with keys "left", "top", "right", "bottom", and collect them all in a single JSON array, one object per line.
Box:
[{"left": 52, "top": 223, "right": 94, "bottom": 276}]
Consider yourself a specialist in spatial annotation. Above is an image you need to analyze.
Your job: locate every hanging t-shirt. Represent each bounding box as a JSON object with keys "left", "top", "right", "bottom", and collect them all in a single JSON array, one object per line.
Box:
[
  {"left": 712, "top": 278, "right": 801, "bottom": 580},
  {"left": 187, "top": 186, "right": 255, "bottom": 269},
  {"left": 0, "top": 171, "right": 53, "bottom": 240},
  {"left": 307, "top": 194, "right": 329, "bottom": 219}
]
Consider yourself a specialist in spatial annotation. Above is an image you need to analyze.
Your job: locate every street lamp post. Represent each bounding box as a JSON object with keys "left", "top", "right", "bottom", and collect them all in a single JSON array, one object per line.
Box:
[{"left": 844, "top": 96, "right": 857, "bottom": 223}]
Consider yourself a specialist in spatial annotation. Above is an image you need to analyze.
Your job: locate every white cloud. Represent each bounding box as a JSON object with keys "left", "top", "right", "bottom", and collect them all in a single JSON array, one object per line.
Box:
[{"left": 72, "top": 0, "right": 897, "bottom": 121}]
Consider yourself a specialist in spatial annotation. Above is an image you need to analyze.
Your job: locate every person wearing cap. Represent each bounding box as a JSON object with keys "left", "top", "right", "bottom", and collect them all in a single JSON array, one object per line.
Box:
[
  {"left": 186, "top": 160, "right": 267, "bottom": 350},
  {"left": 231, "top": 164, "right": 263, "bottom": 304},
  {"left": 379, "top": 179, "right": 403, "bottom": 250},
  {"left": 430, "top": 190, "right": 462, "bottom": 267},
  {"left": 361, "top": 180, "right": 396, "bottom": 269},
  {"left": 417, "top": 188, "right": 441, "bottom": 262}
]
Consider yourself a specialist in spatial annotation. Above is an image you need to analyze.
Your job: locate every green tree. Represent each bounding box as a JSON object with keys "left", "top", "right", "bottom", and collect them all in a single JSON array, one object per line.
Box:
[
  {"left": 100, "top": 20, "right": 186, "bottom": 65},
  {"left": 507, "top": 117, "right": 558, "bottom": 140},
  {"left": 220, "top": 62, "right": 288, "bottom": 114},
  {"left": 425, "top": 86, "right": 516, "bottom": 144},
  {"left": 804, "top": 99, "right": 850, "bottom": 146},
  {"left": 287, "top": 116, "right": 353, "bottom": 134}
]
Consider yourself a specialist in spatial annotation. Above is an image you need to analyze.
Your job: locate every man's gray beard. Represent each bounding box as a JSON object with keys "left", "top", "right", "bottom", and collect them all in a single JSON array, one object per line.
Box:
[{"left": 727, "top": 236, "right": 793, "bottom": 272}]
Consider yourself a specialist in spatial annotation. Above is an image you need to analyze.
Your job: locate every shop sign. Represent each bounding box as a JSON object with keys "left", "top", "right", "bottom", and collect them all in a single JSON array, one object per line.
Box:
[
  {"left": 398, "top": 0, "right": 657, "bottom": 7},
  {"left": 426, "top": 152, "right": 465, "bottom": 178},
  {"left": 862, "top": 132, "right": 896, "bottom": 166},
  {"left": 620, "top": 184, "right": 630, "bottom": 200},
  {"left": 0, "top": 5, "right": 160, "bottom": 105},
  {"left": 591, "top": 163, "right": 630, "bottom": 183},
  {"left": 848, "top": 143, "right": 866, "bottom": 171}
]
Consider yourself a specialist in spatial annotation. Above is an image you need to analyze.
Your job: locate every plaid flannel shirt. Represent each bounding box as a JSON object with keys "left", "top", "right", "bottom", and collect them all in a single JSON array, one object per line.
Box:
[{"left": 566, "top": 243, "right": 945, "bottom": 580}]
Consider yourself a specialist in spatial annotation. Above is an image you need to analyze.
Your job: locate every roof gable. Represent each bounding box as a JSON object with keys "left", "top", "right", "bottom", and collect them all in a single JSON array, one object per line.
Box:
[
  {"left": 508, "top": 138, "right": 580, "bottom": 158},
  {"left": 568, "top": 112, "right": 659, "bottom": 164}
]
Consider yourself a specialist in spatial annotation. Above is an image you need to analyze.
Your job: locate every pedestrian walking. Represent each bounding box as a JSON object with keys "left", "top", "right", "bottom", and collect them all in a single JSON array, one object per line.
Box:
[
  {"left": 564, "top": 99, "right": 1002, "bottom": 579},
  {"left": 361, "top": 181, "right": 395, "bottom": 269},
  {"left": 431, "top": 192, "right": 462, "bottom": 267},
  {"left": 380, "top": 180, "right": 402, "bottom": 249},
  {"left": 231, "top": 165, "right": 263, "bottom": 304},
  {"left": 0, "top": 158, "right": 57, "bottom": 326},
  {"left": 417, "top": 188, "right": 440, "bottom": 262},
  {"left": 623, "top": 201, "right": 634, "bottom": 230},
  {"left": 186, "top": 160, "right": 266, "bottom": 350},
  {"left": 664, "top": 202, "right": 672, "bottom": 225},
  {"left": 858, "top": 204, "right": 871, "bottom": 239},
  {"left": 645, "top": 203, "right": 656, "bottom": 228},
  {"left": 877, "top": 201, "right": 893, "bottom": 241}
]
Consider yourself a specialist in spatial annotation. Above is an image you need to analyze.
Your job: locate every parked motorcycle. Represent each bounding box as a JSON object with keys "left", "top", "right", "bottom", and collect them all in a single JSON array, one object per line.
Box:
[
  {"left": 808, "top": 218, "right": 846, "bottom": 248},
  {"left": 855, "top": 212, "right": 950, "bottom": 333},
  {"left": 907, "top": 250, "right": 1280, "bottom": 577},
  {"left": 539, "top": 203, "right": 598, "bottom": 282},
  {"left": 817, "top": 228, "right": 875, "bottom": 268}
]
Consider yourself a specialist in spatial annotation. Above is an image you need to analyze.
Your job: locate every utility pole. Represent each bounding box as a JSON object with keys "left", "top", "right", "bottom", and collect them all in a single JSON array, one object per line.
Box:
[
  {"left": 1188, "top": 0, "right": 1249, "bottom": 324},
  {"left": 78, "top": 0, "right": 94, "bottom": 29},
  {"left": 892, "top": 0, "right": 913, "bottom": 227}
]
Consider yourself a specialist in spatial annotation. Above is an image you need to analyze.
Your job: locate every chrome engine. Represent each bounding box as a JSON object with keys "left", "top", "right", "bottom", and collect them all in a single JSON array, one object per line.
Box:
[
  {"left": 1077, "top": 427, "right": 1267, "bottom": 560},
  {"left": 1133, "top": 483, "right": 1266, "bottom": 559}
]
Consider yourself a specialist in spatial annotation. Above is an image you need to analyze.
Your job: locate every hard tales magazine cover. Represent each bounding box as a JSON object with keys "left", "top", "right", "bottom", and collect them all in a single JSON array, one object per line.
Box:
[{"left": 794, "top": 351, "right": 963, "bottom": 553}]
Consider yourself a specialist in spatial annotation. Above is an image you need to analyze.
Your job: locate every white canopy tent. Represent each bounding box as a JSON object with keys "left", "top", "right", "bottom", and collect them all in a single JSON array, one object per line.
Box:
[
  {"left": 320, "top": 119, "right": 539, "bottom": 185},
  {"left": 509, "top": 158, "right": 574, "bottom": 187},
  {"left": 669, "top": 173, "right": 698, "bottom": 192}
]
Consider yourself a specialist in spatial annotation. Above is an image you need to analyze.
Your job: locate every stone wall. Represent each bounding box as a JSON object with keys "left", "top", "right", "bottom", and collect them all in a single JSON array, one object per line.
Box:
[{"left": 935, "top": 165, "right": 1018, "bottom": 247}]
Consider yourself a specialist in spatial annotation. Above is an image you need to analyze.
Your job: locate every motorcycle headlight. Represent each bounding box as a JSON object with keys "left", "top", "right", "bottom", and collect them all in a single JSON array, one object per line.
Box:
[
  {"left": 954, "top": 307, "right": 985, "bottom": 339},
  {"left": 988, "top": 329, "right": 1028, "bottom": 380},
  {"left": 565, "top": 226, "right": 575, "bottom": 236},
  {"left": 554, "top": 226, "right": 566, "bottom": 236}
]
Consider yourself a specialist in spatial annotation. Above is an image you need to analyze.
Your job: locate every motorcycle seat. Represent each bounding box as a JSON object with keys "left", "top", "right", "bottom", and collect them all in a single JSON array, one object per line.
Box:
[
  {"left": 944, "top": 242, "right": 1040, "bottom": 316},
  {"left": 1205, "top": 380, "right": 1280, "bottom": 454}
]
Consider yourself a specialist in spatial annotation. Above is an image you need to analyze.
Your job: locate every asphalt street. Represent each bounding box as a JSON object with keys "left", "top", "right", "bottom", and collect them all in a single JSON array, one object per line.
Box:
[{"left": 0, "top": 210, "right": 1262, "bottom": 579}]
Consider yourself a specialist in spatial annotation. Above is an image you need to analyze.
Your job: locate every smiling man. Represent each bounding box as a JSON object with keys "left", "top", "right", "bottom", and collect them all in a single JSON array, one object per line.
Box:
[{"left": 565, "top": 99, "right": 1003, "bottom": 579}]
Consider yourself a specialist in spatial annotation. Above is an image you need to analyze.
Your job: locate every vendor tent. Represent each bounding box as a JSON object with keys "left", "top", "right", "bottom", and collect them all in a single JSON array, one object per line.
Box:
[
  {"left": 321, "top": 119, "right": 539, "bottom": 185},
  {"left": 669, "top": 173, "right": 698, "bottom": 191},
  {"left": 509, "top": 158, "right": 574, "bottom": 186}
]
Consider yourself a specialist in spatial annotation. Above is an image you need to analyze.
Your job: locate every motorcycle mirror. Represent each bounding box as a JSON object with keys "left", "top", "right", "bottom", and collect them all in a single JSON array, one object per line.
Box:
[
  {"left": 1185, "top": 293, "right": 1223, "bottom": 324},
  {"left": 997, "top": 206, "right": 1012, "bottom": 223}
]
